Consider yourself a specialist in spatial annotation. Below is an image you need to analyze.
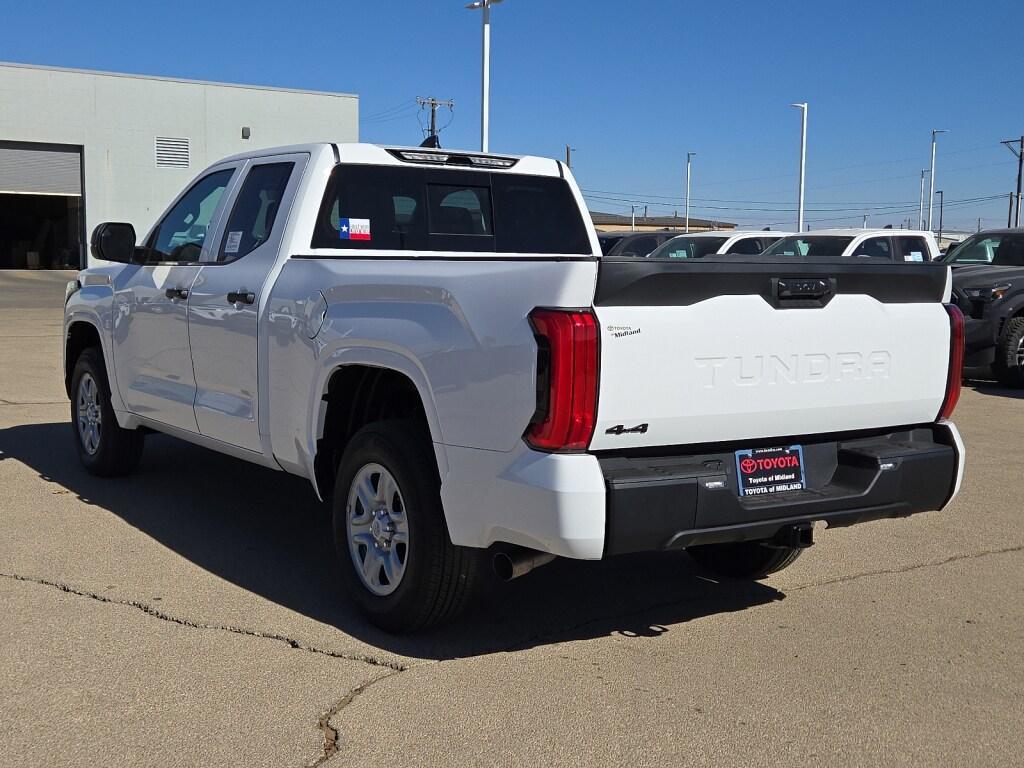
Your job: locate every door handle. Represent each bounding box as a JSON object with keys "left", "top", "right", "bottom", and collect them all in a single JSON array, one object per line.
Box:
[
  {"left": 165, "top": 287, "right": 189, "bottom": 300},
  {"left": 227, "top": 290, "right": 256, "bottom": 305}
]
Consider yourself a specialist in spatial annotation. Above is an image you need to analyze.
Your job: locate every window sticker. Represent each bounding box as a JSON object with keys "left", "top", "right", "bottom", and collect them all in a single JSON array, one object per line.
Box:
[
  {"left": 224, "top": 231, "right": 243, "bottom": 253},
  {"left": 905, "top": 251, "right": 924, "bottom": 262},
  {"left": 339, "top": 217, "right": 371, "bottom": 241}
]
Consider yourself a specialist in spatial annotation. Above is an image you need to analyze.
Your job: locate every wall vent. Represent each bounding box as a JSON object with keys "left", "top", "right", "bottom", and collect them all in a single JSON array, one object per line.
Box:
[{"left": 155, "top": 137, "right": 190, "bottom": 168}]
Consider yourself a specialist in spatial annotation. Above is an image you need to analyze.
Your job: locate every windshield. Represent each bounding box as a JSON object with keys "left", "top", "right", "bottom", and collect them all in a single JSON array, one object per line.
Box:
[
  {"left": 647, "top": 236, "right": 728, "bottom": 259},
  {"left": 762, "top": 235, "right": 854, "bottom": 258},
  {"left": 942, "top": 233, "right": 1024, "bottom": 265}
]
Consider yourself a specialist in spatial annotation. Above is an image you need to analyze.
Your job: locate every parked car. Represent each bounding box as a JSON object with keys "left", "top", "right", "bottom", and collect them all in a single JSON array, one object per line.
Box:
[
  {"left": 647, "top": 230, "right": 790, "bottom": 259},
  {"left": 65, "top": 143, "right": 965, "bottom": 631},
  {"left": 762, "top": 229, "right": 940, "bottom": 262},
  {"left": 941, "top": 229, "right": 1024, "bottom": 385},
  {"left": 598, "top": 230, "right": 679, "bottom": 257}
]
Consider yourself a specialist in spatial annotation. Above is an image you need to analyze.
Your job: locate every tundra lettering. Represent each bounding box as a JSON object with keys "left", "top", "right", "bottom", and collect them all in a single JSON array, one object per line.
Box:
[{"left": 694, "top": 351, "right": 892, "bottom": 387}]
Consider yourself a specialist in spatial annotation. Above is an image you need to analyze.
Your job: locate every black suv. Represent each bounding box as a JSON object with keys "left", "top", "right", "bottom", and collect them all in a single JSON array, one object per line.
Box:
[{"left": 943, "top": 229, "right": 1024, "bottom": 386}]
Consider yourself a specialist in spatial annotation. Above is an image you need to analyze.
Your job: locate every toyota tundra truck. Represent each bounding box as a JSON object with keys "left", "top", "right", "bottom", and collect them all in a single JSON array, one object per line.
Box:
[{"left": 64, "top": 143, "right": 965, "bottom": 631}]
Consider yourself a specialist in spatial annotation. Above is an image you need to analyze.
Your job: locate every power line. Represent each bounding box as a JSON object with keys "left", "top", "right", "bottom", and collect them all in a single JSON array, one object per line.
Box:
[{"left": 362, "top": 99, "right": 418, "bottom": 121}]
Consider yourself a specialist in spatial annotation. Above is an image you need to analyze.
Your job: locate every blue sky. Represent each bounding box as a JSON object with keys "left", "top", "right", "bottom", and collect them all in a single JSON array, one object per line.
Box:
[{"left": 3, "top": 0, "right": 1022, "bottom": 230}]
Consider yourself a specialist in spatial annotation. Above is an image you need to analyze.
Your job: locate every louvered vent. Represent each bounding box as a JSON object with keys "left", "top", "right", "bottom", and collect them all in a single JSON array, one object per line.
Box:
[{"left": 155, "top": 137, "right": 190, "bottom": 168}]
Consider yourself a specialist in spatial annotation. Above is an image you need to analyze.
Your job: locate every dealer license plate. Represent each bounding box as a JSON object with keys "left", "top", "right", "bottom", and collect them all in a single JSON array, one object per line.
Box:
[{"left": 735, "top": 445, "right": 806, "bottom": 497}]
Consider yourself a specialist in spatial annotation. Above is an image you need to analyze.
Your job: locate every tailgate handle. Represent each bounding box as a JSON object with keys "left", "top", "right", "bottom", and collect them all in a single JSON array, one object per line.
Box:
[{"left": 774, "top": 277, "right": 835, "bottom": 307}]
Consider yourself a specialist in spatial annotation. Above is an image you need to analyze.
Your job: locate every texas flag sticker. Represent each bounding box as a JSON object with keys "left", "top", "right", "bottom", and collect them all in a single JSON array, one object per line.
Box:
[{"left": 339, "top": 218, "right": 371, "bottom": 241}]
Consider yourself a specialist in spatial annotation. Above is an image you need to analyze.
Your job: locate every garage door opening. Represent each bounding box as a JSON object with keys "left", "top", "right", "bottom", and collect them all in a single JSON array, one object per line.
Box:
[
  {"left": 0, "top": 193, "right": 82, "bottom": 269},
  {"left": 0, "top": 141, "right": 84, "bottom": 269}
]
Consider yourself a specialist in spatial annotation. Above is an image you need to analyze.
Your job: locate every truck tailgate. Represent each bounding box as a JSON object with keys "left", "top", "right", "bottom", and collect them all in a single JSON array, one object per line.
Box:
[{"left": 589, "top": 260, "right": 952, "bottom": 451}]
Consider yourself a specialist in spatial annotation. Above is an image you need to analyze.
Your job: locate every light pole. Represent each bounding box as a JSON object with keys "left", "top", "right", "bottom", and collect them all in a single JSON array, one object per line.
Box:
[
  {"left": 935, "top": 190, "right": 945, "bottom": 244},
  {"left": 791, "top": 103, "right": 808, "bottom": 232},
  {"left": 927, "top": 129, "right": 948, "bottom": 231},
  {"left": 918, "top": 169, "right": 929, "bottom": 230},
  {"left": 685, "top": 152, "right": 696, "bottom": 233},
  {"left": 466, "top": 0, "right": 504, "bottom": 153}
]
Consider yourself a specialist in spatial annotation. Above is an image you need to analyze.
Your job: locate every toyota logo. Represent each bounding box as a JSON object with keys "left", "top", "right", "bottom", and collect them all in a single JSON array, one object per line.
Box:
[{"left": 740, "top": 457, "right": 758, "bottom": 474}]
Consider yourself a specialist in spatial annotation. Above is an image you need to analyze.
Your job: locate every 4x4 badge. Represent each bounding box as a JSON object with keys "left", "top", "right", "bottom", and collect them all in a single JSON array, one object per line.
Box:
[{"left": 605, "top": 423, "right": 649, "bottom": 436}]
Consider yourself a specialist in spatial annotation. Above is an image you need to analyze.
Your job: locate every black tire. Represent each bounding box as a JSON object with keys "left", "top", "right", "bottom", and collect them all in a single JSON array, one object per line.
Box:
[
  {"left": 69, "top": 347, "right": 144, "bottom": 476},
  {"left": 686, "top": 541, "right": 803, "bottom": 580},
  {"left": 332, "top": 420, "right": 480, "bottom": 632},
  {"left": 994, "top": 317, "right": 1024, "bottom": 388}
]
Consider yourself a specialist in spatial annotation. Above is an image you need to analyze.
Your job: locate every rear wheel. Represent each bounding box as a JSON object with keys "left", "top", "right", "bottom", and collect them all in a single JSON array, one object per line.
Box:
[
  {"left": 686, "top": 541, "right": 803, "bottom": 580},
  {"left": 70, "top": 347, "right": 144, "bottom": 476},
  {"left": 332, "top": 420, "right": 481, "bottom": 632},
  {"left": 994, "top": 317, "right": 1024, "bottom": 388}
]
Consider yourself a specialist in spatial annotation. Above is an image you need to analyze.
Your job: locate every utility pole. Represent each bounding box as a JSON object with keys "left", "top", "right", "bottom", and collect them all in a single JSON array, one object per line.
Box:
[
  {"left": 918, "top": 169, "right": 929, "bottom": 229},
  {"left": 935, "top": 190, "right": 945, "bottom": 244},
  {"left": 862, "top": 214, "right": 868, "bottom": 229},
  {"left": 1001, "top": 136, "right": 1023, "bottom": 227},
  {"left": 928, "top": 129, "right": 948, "bottom": 231},
  {"left": 978, "top": 217, "right": 982, "bottom": 232},
  {"left": 416, "top": 97, "right": 455, "bottom": 143},
  {"left": 466, "top": 0, "right": 504, "bottom": 153},
  {"left": 685, "top": 152, "right": 696, "bottom": 234},
  {"left": 631, "top": 205, "right": 636, "bottom": 231},
  {"left": 791, "top": 103, "right": 808, "bottom": 232},
  {"left": 565, "top": 144, "right": 575, "bottom": 168}
]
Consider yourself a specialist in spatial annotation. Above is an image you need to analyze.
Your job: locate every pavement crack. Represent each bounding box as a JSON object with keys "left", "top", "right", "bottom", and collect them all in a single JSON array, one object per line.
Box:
[
  {"left": 789, "top": 543, "right": 1024, "bottom": 592},
  {"left": 305, "top": 669, "right": 403, "bottom": 767},
  {"left": 0, "top": 572, "right": 406, "bottom": 671}
]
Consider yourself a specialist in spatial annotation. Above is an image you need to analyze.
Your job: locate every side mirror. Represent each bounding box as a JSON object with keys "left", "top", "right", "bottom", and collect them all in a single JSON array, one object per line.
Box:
[{"left": 90, "top": 222, "right": 137, "bottom": 263}]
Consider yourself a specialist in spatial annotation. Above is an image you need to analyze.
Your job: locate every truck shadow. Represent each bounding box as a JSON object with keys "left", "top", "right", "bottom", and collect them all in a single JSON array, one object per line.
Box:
[
  {"left": 965, "top": 381, "right": 1024, "bottom": 400},
  {"left": 0, "top": 421, "right": 783, "bottom": 659}
]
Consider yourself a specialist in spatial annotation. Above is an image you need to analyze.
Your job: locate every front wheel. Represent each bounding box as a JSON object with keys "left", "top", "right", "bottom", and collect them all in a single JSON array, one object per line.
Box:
[
  {"left": 994, "top": 317, "right": 1024, "bottom": 388},
  {"left": 332, "top": 420, "right": 480, "bottom": 632},
  {"left": 686, "top": 540, "right": 803, "bottom": 580},
  {"left": 70, "top": 348, "right": 144, "bottom": 476}
]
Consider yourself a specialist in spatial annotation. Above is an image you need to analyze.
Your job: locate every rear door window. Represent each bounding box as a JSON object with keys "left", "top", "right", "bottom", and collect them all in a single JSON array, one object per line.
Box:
[
  {"left": 217, "top": 162, "right": 294, "bottom": 262},
  {"left": 851, "top": 237, "right": 893, "bottom": 260},
  {"left": 312, "top": 164, "right": 591, "bottom": 254},
  {"left": 895, "top": 236, "right": 930, "bottom": 263}
]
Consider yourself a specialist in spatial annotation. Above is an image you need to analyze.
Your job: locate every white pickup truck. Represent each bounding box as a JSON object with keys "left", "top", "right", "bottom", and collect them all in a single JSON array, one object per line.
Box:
[{"left": 64, "top": 143, "right": 965, "bottom": 631}]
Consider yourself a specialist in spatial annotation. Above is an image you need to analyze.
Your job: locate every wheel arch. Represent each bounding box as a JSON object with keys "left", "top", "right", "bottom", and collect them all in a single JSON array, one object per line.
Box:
[
  {"left": 311, "top": 355, "right": 447, "bottom": 501},
  {"left": 64, "top": 319, "right": 104, "bottom": 398}
]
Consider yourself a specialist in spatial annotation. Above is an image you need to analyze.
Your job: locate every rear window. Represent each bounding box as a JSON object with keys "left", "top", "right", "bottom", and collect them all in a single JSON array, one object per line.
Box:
[{"left": 312, "top": 165, "right": 591, "bottom": 254}]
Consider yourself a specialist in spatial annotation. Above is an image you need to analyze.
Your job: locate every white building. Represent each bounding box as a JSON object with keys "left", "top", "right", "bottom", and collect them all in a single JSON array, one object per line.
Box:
[{"left": 0, "top": 62, "right": 359, "bottom": 268}]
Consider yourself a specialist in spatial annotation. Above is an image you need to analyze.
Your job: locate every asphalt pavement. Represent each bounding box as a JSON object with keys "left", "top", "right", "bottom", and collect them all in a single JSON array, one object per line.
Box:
[{"left": 1, "top": 270, "right": 1021, "bottom": 767}]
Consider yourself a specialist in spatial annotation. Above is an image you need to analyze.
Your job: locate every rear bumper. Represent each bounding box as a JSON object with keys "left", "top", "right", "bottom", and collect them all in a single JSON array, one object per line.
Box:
[{"left": 600, "top": 422, "right": 963, "bottom": 556}]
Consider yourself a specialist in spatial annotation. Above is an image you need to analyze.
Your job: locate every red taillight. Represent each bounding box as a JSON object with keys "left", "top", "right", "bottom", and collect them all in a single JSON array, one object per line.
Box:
[
  {"left": 939, "top": 303, "right": 964, "bottom": 420},
  {"left": 526, "top": 308, "right": 599, "bottom": 451}
]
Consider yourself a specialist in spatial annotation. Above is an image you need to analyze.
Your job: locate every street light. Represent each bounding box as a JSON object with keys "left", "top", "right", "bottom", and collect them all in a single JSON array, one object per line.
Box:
[
  {"left": 918, "top": 169, "right": 929, "bottom": 230},
  {"left": 934, "top": 189, "right": 945, "bottom": 244},
  {"left": 685, "top": 152, "right": 696, "bottom": 233},
  {"left": 927, "top": 129, "right": 948, "bottom": 231},
  {"left": 466, "top": 0, "right": 504, "bottom": 153},
  {"left": 791, "top": 103, "right": 808, "bottom": 232}
]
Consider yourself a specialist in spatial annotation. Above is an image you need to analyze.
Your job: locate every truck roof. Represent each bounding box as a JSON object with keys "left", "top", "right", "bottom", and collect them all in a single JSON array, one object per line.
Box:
[
  {"left": 797, "top": 228, "right": 935, "bottom": 237},
  {"left": 216, "top": 142, "right": 562, "bottom": 177}
]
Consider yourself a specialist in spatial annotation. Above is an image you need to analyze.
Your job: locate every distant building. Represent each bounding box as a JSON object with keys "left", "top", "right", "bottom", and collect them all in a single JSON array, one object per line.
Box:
[
  {"left": 590, "top": 210, "right": 736, "bottom": 233},
  {"left": 0, "top": 62, "right": 359, "bottom": 269}
]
